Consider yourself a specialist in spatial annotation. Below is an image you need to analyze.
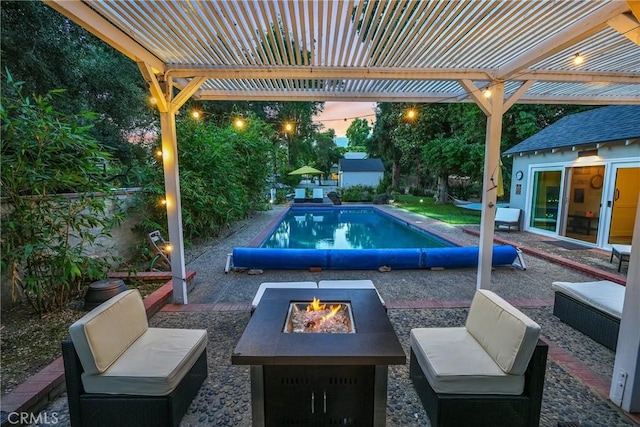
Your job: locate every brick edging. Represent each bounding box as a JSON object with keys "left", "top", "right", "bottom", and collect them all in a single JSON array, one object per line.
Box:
[{"left": 461, "top": 228, "right": 626, "bottom": 286}]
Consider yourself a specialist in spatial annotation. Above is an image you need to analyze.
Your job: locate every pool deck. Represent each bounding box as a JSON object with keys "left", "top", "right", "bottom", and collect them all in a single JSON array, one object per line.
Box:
[{"left": 3, "top": 204, "right": 638, "bottom": 426}]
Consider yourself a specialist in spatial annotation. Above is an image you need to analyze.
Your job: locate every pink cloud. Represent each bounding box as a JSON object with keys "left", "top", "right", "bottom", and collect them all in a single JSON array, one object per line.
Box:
[{"left": 314, "top": 102, "right": 377, "bottom": 137}]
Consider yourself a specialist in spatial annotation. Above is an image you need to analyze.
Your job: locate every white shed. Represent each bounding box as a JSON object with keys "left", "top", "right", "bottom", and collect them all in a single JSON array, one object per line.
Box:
[{"left": 339, "top": 159, "right": 385, "bottom": 188}]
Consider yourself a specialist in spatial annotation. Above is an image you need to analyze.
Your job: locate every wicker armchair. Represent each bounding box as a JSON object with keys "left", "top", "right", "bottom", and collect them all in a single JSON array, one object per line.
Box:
[
  {"left": 410, "top": 340, "right": 547, "bottom": 427},
  {"left": 62, "top": 339, "right": 207, "bottom": 427},
  {"left": 410, "top": 290, "right": 547, "bottom": 427}
]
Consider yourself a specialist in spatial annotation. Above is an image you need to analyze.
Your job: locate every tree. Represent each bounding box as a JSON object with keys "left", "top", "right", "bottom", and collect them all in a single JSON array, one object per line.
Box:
[
  {"left": 313, "top": 129, "right": 340, "bottom": 175},
  {"left": 369, "top": 103, "right": 403, "bottom": 190},
  {"left": 1, "top": 1, "right": 155, "bottom": 184},
  {"left": 1, "top": 76, "right": 122, "bottom": 313},
  {"left": 346, "top": 118, "right": 371, "bottom": 150}
]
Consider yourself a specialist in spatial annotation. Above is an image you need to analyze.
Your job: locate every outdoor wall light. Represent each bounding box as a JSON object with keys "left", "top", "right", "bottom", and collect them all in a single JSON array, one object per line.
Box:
[
  {"left": 573, "top": 53, "right": 584, "bottom": 65},
  {"left": 577, "top": 149, "right": 598, "bottom": 158}
]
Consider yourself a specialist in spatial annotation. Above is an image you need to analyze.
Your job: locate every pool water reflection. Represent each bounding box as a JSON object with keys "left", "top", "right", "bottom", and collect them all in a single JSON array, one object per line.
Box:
[{"left": 261, "top": 207, "right": 452, "bottom": 249}]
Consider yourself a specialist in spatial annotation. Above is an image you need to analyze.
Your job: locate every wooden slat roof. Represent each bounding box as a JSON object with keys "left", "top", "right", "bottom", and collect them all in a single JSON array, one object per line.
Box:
[{"left": 44, "top": 0, "right": 640, "bottom": 105}]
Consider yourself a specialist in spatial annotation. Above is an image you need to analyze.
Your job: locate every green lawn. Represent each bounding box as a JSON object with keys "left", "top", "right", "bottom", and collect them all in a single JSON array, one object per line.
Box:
[{"left": 393, "top": 194, "right": 482, "bottom": 225}]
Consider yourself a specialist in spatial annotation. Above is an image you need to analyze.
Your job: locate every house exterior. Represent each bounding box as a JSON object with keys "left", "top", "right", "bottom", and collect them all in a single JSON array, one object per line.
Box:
[
  {"left": 338, "top": 158, "right": 385, "bottom": 188},
  {"left": 504, "top": 105, "right": 640, "bottom": 249}
]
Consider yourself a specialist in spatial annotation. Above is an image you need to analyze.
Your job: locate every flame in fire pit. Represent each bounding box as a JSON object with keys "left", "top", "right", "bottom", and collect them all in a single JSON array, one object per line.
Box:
[{"left": 286, "top": 298, "right": 354, "bottom": 333}]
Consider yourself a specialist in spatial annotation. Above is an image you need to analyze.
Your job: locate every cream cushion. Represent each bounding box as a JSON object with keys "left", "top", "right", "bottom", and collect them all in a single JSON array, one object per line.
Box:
[
  {"left": 81, "top": 328, "right": 208, "bottom": 396},
  {"left": 318, "top": 280, "right": 385, "bottom": 305},
  {"left": 466, "top": 290, "right": 540, "bottom": 375},
  {"left": 252, "top": 282, "right": 318, "bottom": 308},
  {"left": 70, "top": 290, "right": 148, "bottom": 375},
  {"left": 410, "top": 328, "right": 525, "bottom": 395},
  {"left": 552, "top": 280, "right": 624, "bottom": 319}
]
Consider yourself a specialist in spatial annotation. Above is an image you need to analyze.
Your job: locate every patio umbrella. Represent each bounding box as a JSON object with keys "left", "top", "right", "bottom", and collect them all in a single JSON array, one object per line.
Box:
[{"left": 288, "top": 165, "right": 323, "bottom": 175}]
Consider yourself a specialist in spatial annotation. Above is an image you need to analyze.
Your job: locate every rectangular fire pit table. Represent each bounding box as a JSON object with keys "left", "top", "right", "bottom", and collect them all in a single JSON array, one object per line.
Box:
[{"left": 232, "top": 288, "right": 406, "bottom": 427}]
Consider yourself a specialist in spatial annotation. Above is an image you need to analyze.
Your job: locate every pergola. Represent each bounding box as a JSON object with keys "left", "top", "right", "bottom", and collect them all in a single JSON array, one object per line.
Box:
[{"left": 44, "top": 0, "right": 640, "bottom": 413}]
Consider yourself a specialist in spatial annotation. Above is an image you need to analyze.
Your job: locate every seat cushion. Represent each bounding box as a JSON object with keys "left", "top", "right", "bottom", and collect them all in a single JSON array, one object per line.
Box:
[
  {"left": 611, "top": 244, "right": 632, "bottom": 256},
  {"left": 81, "top": 327, "right": 208, "bottom": 396},
  {"left": 410, "top": 328, "right": 524, "bottom": 395},
  {"left": 466, "top": 290, "right": 540, "bottom": 375},
  {"left": 552, "top": 280, "right": 624, "bottom": 319},
  {"left": 70, "top": 289, "right": 148, "bottom": 375},
  {"left": 252, "top": 282, "right": 317, "bottom": 308},
  {"left": 317, "top": 280, "right": 385, "bottom": 305}
]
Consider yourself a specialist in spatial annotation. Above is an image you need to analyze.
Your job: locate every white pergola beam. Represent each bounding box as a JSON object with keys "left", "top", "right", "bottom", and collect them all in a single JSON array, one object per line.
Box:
[
  {"left": 166, "top": 66, "right": 492, "bottom": 81},
  {"left": 504, "top": 80, "right": 536, "bottom": 111},
  {"left": 497, "top": 1, "right": 630, "bottom": 80},
  {"left": 167, "top": 66, "right": 640, "bottom": 85},
  {"left": 137, "top": 61, "right": 168, "bottom": 113},
  {"left": 170, "top": 77, "right": 207, "bottom": 113},
  {"left": 44, "top": 0, "right": 166, "bottom": 73},
  {"left": 196, "top": 90, "right": 640, "bottom": 105},
  {"left": 608, "top": 12, "right": 640, "bottom": 46}
]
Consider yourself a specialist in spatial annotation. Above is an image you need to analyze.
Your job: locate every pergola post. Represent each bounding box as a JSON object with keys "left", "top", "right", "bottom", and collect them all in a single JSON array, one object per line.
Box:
[
  {"left": 477, "top": 82, "right": 505, "bottom": 289},
  {"left": 610, "top": 193, "right": 640, "bottom": 412},
  {"left": 158, "top": 110, "right": 188, "bottom": 304},
  {"left": 138, "top": 63, "right": 207, "bottom": 305},
  {"left": 459, "top": 80, "right": 506, "bottom": 290}
]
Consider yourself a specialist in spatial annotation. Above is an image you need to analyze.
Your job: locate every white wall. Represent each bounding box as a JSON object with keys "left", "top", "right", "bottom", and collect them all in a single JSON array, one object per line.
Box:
[{"left": 340, "top": 171, "right": 383, "bottom": 188}]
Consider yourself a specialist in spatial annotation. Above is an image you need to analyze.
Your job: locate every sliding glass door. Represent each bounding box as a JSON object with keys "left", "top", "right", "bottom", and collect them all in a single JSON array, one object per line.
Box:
[
  {"left": 607, "top": 166, "right": 639, "bottom": 246},
  {"left": 530, "top": 170, "right": 562, "bottom": 232},
  {"left": 561, "top": 165, "right": 605, "bottom": 244}
]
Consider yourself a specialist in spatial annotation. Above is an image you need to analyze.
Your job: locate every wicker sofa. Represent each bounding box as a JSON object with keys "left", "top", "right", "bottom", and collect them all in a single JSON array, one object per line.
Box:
[
  {"left": 552, "top": 280, "right": 624, "bottom": 351},
  {"left": 410, "top": 289, "right": 547, "bottom": 427},
  {"left": 62, "top": 289, "right": 208, "bottom": 427}
]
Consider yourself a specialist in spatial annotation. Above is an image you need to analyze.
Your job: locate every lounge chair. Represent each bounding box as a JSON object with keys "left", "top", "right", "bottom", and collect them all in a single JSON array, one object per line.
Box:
[
  {"left": 312, "top": 188, "right": 324, "bottom": 203},
  {"left": 293, "top": 188, "right": 306, "bottom": 203},
  {"left": 552, "top": 280, "right": 623, "bottom": 350},
  {"left": 610, "top": 244, "right": 631, "bottom": 272},
  {"left": 495, "top": 207, "right": 521, "bottom": 232},
  {"left": 147, "top": 230, "right": 171, "bottom": 271}
]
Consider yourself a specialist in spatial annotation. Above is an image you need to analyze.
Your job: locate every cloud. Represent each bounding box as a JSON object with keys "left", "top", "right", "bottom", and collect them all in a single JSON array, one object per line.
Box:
[{"left": 314, "top": 102, "right": 377, "bottom": 138}]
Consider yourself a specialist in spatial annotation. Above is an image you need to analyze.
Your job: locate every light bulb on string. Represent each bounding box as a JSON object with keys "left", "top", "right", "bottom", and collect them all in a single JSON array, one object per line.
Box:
[{"left": 573, "top": 53, "right": 584, "bottom": 65}]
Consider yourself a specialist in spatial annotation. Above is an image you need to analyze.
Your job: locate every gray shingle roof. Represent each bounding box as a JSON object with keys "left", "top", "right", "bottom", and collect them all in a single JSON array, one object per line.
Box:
[
  {"left": 339, "top": 158, "right": 385, "bottom": 172},
  {"left": 504, "top": 106, "right": 640, "bottom": 155}
]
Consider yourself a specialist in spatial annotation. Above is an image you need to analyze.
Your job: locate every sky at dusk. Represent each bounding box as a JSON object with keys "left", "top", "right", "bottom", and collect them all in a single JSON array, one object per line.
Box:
[{"left": 314, "top": 102, "right": 377, "bottom": 138}]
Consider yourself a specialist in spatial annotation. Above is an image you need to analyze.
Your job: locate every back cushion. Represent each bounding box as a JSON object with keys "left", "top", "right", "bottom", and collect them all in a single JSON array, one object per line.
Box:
[
  {"left": 69, "top": 289, "right": 148, "bottom": 374},
  {"left": 466, "top": 290, "right": 540, "bottom": 375}
]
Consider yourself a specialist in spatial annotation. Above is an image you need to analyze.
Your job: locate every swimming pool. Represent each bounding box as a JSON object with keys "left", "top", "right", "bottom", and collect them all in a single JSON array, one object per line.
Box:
[
  {"left": 232, "top": 206, "right": 520, "bottom": 270},
  {"left": 261, "top": 207, "right": 452, "bottom": 249}
]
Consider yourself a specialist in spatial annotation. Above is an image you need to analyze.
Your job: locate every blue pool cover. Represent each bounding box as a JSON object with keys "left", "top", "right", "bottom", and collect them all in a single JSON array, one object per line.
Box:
[{"left": 232, "top": 245, "right": 519, "bottom": 270}]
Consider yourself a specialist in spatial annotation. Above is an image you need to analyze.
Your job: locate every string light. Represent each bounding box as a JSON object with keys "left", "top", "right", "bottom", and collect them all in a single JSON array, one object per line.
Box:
[
  {"left": 149, "top": 97, "right": 157, "bottom": 105},
  {"left": 164, "top": 244, "right": 173, "bottom": 253},
  {"left": 160, "top": 198, "right": 168, "bottom": 206},
  {"left": 406, "top": 109, "right": 417, "bottom": 120},
  {"left": 155, "top": 149, "right": 163, "bottom": 158},
  {"left": 284, "top": 123, "right": 293, "bottom": 132},
  {"left": 483, "top": 87, "right": 492, "bottom": 98},
  {"left": 573, "top": 53, "right": 584, "bottom": 65},
  {"left": 191, "top": 110, "right": 201, "bottom": 119},
  {"left": 234, "top": 118, "right": 245, "bottom": 129}
]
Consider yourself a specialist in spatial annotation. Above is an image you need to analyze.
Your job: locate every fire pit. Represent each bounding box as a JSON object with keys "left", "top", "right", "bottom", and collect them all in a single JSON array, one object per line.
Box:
[
  {"left": 284, "top": 298, "right": 355, "bottom": 333},
  {"left": 232, "top": 288, "right": 405, "bottom": 427}
]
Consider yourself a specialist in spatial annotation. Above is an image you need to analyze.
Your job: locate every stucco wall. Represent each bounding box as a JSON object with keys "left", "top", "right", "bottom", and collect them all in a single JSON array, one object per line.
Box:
[{"left": 1, "top": 188, "right": 143, "bottom": 308}]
